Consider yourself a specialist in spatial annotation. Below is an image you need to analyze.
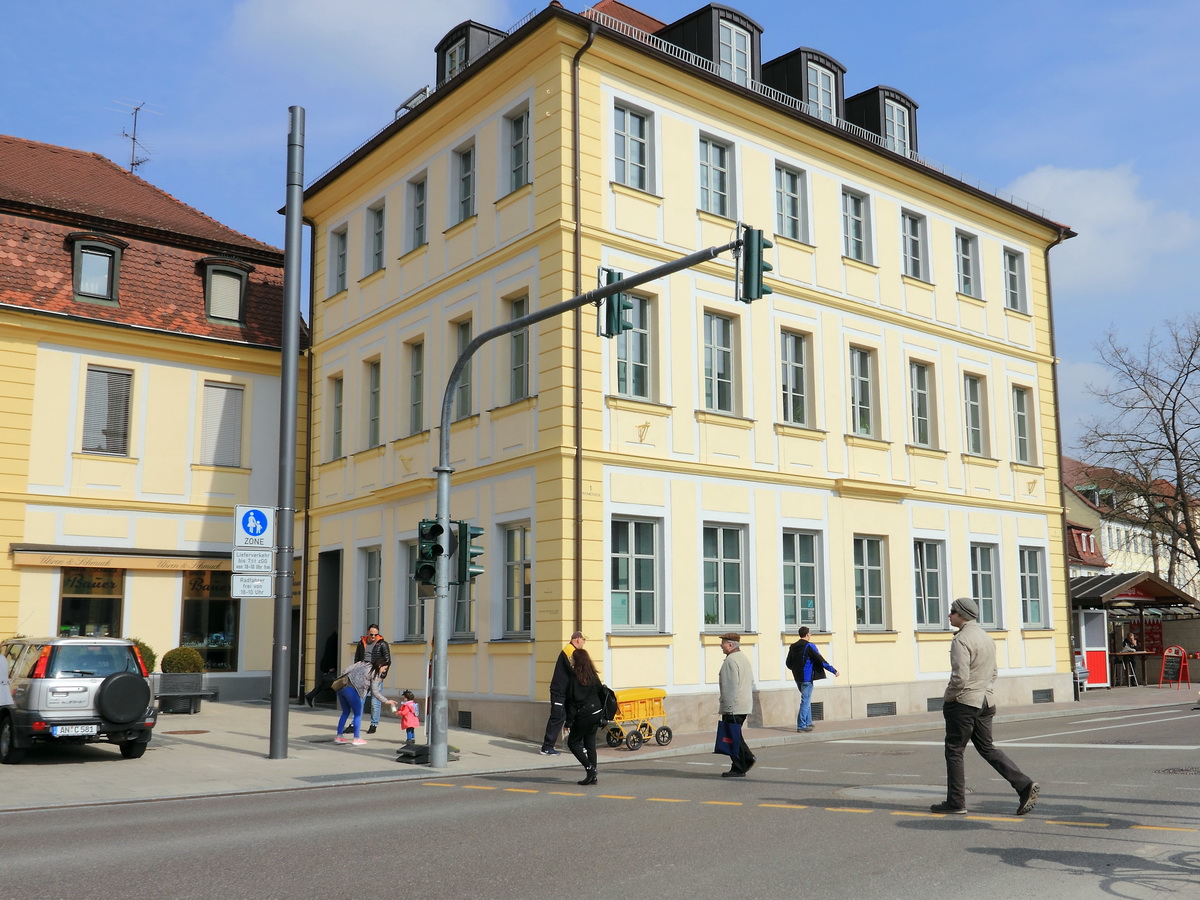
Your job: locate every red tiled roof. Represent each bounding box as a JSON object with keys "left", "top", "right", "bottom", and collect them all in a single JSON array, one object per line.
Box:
[
  {"left": 589, "top": 0, "right": 666, "bottom": 32},
  {"left": 1066, "top": 521, "right": 1109, "bottom": 568},
  {"left": 0, "top": 135, "right": 278, "bottom": 256}
]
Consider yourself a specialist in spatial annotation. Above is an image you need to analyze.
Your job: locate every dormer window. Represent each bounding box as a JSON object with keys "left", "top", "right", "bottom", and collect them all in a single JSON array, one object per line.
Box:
[
  {"left": 200, "top": 257, "right": 253, "bottom": 322},
  {"left": 884, "top": 99, "right": 910, "bottom": 155},
  {"left": 446, "top": 38, "right": 467, "bottom": 80},
  {"left": 807, "top": 62, "right": 836, "bottom": 122},
  {"left": 718, "top": 20, "right": 751, "bottom": 86},
  {"left": 67, "top": 233, "right": 128, "bottom": 304}
]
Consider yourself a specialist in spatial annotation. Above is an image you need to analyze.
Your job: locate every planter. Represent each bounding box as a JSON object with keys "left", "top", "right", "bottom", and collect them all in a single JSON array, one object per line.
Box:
[{"left": 156, "top": 672, "right": 211, "bottom": 715}]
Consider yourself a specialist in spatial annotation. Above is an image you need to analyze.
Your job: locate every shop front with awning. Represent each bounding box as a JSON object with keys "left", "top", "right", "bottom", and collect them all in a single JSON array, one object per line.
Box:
[{"left": 1070, "top": 572, "right": 1200, "bottom": 688}]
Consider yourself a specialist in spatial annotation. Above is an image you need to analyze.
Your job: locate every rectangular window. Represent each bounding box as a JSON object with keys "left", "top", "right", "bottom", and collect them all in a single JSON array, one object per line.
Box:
[
  {"left": 969, "top": 542, "right": 998, "bottom": 627},
  {"left": 614, "top": 105, "right": 649, "bottom": 192},
  {"left": 849, "top": 347, "right": 875, "bottom": 437},
  {"left": 206, "top": 268, "right": 245, "bottom": 321},
  {"left": 703, "top": 524, "right": 744, "bottom": 628},
  {"left": 611, "top": 519, "right": 658, "bottom": 628},
  {"left": 1012, "top": 386, "right": 1032, "bottom": 463},
  {"left": 330, "top": 376, "right": 344, "bottom": 459},
  {"left": 455, "top": 320, "right": 472, "bottom": 420},
  {"left": 510, "top": 297, "right": 529, "bottom": 402},
  {"left": 782, "top": 530, "right": 820, "bottom": 627},
  {"left": 404, "top": 544, "right": 428, "bottom": 640},
  {"left": 780, "top": 331, "right": 808, "bottom": 426},
  {"left": 909, "top": 361, "right": 933, "bottom": 447},
  {"left": 775, "top": 166, "right": 805, "bottom": 241},
  {"left": 409, "top": 342, "right": 424, "bottom": 435},
  {"left": 363, "top": 547, "right": 381, "bottom": 630},
  {"left": 82, "top": 366, "right": 132, "bottom": 456},
  {"left": 884, "top": 100, "right": 910, "bottom": 155},
  {"left": 456, "top": 145, "right": 475, "bottom": 223},
  {"left": 901, "top": 211, "right": 926, "bottom": 280},
  {"left": 508, "top": 110, "right": 530, "bottom": 192},
  {"left": 452, "top": 581, "right": 474, "bottom": 636},
  {"left": 956, "top": 231, "right": 979, "bottom": 297},
  {"left": 616, "top": 296, "right": 650, "bottom": 399},
  {"left": 78, "top": 246, "right": 117, "bottom": 299},
  {"left": 332, "top": 228, "right": 347, "bottom": 293},
  {"left": 964, "top": 374, "right": 986, "bottom": 456},
  {"left": 181, "top": 571, "right": 238, "bottom": 672},
  {"left": 59, "top": 567, "right": 124, "bottom": 637},
  {"left": 703, "top": 312, "right": 734, "bottom": 413},
  {"left": 806, "top": 62, "right": 835, "bottom": 122},
  {"left": 913, "top": 540, "right": 944, "bottom": 628},
  {"left": 853, "top": 536, "right": 886, "bottom": 628},
  {"left": 1004, "top": 250, "right": 1027, "bottom": 312},
  {"left": 410, "top": 179, "right": 427, "bottom": 249},
  {"left": 717, "top": 20, "right": 751, "bottom": 86},
  {"left": 366, "top": 360, "right": 381, "bottom": 447},
  {"left": 445, "top": 38, "right": 467, "bottom": 79},
  {"left": 368, "top": 204, "right": 385, "bottom": 273},
  {"left": 842, "top": 190, "right": 869, "bottom": 261},
  {"left": 201, "top": 383, "right": 243, "bottom": 467},
  {"left": 1019, "top": 547, "right": 1046, "bottom": 627},
  {"left": 699, "top": 137, "right": 730, "bottom": 218},
  {"left": 503, "top": 524, "right": 532, "bottom": 636}
]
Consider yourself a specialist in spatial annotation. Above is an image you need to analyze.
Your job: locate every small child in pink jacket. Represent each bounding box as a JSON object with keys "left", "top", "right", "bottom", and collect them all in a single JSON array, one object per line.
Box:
[{"left": 397, "top": 690, "right": 420, "bottom": 744}]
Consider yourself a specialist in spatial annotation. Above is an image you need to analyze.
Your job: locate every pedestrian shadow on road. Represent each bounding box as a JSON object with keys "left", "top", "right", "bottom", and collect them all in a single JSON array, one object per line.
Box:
[{"left": 967, "top": 847, "right": 1200, "bottom": 896}]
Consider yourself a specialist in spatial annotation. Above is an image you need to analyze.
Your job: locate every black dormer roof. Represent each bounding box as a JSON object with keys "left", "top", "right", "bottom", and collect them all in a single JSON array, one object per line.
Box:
[
  {"left": 845, "top": 85, "right": 920, "bottom": 154},
  {"left": 761, "top": 47, "right": 847, "bottom": 120},
  {"left": 434, "top": 20, "right": 507, "bottom": 83},
  {"left": 654, "top": 4, "right": 764, "bottom": 82}
]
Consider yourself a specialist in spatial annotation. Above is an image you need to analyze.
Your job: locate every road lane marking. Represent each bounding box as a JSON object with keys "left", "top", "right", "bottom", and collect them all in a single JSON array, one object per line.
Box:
[
  {"left": 598, "top": 795, "right": 636, "bottom": 799},
  {"left": 1001, "top": 713, "right": 1200, "bottom": 743},
  {"left": 1076, "top": 710, "right": 1184, "bottom": 724},
  {"left": 422, "top": 783, "right": 456, "bottom": 787},
  {"left": 647, "top": 797, "right": 690, "bottom": 803},
  {"left": 826, "top": 807, "right": 872, "bottom": 813},
  {"left": 834, "top": 739, "right": 1200, "bottom": 751},
  {"left": 704, "top": 801, "right": 742, "bottom": 806},
  {"left": 1046, "top": 820, "right": 1109, "bottom": 827},
  {"left": 892, "top": 811, "right": 943, "bottom": 818},
  {"left": 760, "top": 803, "right": 807, "bottom": 809},
  {"left": 463, "top": 785, "right": 496, "bottom": 790},
  {"left": 504, "top": 788, "right": 538, "bottom": 793},
  {"left": 1132, "top": 825, "right": 1197, "bottom": 832},
  {"left": 965, "top": 815, "right": 1020, "bottom": 822},
  {"left": 549, "top": 791, "right": 585, "bottom": 796}
]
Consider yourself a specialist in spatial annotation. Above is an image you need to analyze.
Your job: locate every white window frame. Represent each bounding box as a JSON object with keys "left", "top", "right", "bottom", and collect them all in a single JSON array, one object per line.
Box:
[
  {"left": 366, "top": 360, "right": 381, "bottom": 448},
  {"left": 455, "top": 320, "right": 472, "bottom": 420},
  {"left": 703, "top": 524, "right": 745, "bottom": 629},
  {"left": 455, "top": 144, "right": 476, "bottom": 223},
  {"left": 205, "top": 265, "right": 247, "bottom": 321},
  {"left": 363, "top": 546, "right": 381, "bottom": 630},
  {"left": 964, "top": 374, "right": 987, "bottom": 456},
  {"left": 509, "top": 296, "right": 529, "bottom": 402},
  {"left": 614, "top": 103, "right": 651, "bottom": 192},
  {"left": 503, "top": 523, "right": 532, "bottom": 637},
  {"left": 616, "top": 294, "right": 651, "bottom": 399},
  {"left": 1012, "top": 385, "right": 1033, "bottom": 464},
  {"left": 403, "top": 544, "right": 429, "bottom": 640},
  {"left": 507, "top": 108, "right": 530, "bottom": 193},
  {"left": 610, "top": 518, "right": 659, "bottom": 630},
  {"left": 409, "top": 177, "right": 427, "bottom": 250},
  {"left": 849, "top": 346, "right": 875, "bottom": 437},
  {"left": 1004, "top": 249, "right": 1027, "bottom": 312},
  {"left": 1019, "top": 546, "right": 1047, "bottom": 627},
  {"left": 699, "top": 136, "right": 732, "bottom": 218},
  {"left": 201, "top": 382, "right": 243, "bottom": 468},
  {"left": 782, "top": 530, "right": 821, "bottom": 629},
  {"left": 83, "top": 365, "right": 132, "bottom": 456},
  {"left": 331, "top": 227, "right": 348, "bottom": 294},
  {"left": 367, "top": 202, "right": 385, "bottom": 273},
  {"left": 913, "top": 539, "right": 945, "bottom": 628},
  {"left": 853, "top": 535, "right": 887, "bottom": 629},
  {"left": 445, "top": 38, "right": 467, "bottom": 80},
  {"left": 956, "top": 230, "right": 979, "bottom": 297},
  {"left": 775, "top": 165, "right": 806, "bottom": 242},
  {"left": 330, "top": 376, "right": 344, "bottom": 460},
  {"left": 969, "top": 542, "right": 999, "bottom": 628},
  {"left": 909, "top": 360, "right": 934, "bottom": 447},
  {"left": 900, "top": 211, "right": 927, "bottom": 280},
  {"left": 780, "top": 330, "right": 809, "bottom": 426},
  {"left": 409, "top": 341, "right": 424, "bottom": 435},
  {"left": 717, "top": 20, "right": 751, "bottom": 86},
  {"left": 703, "top": 311, "right": 735, "bottom": 413},
  {"left": 841, "top": 189, "right": 870, "bottom": 262},
  {"left": 806, "top": 62, "right": 835, "bottom": 122},
  {"left": 884, "top": 99, "right": 910, "bottom": 155}
]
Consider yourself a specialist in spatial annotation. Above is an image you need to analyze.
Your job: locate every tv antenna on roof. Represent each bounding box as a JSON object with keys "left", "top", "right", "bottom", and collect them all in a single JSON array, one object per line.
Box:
[{"left": 110, "top": 99, "right": 161, "bottom": 173}]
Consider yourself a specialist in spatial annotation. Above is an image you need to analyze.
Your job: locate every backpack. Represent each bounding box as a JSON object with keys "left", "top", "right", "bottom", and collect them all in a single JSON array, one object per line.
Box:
[{"left": 598, "top": 683, "right": 619, "bottom": 723}]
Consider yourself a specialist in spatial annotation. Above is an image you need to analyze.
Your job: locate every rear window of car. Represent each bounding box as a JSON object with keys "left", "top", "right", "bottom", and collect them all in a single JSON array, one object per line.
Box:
[{"left": 48, "top": 645, "right": 140, "bottom": 678}]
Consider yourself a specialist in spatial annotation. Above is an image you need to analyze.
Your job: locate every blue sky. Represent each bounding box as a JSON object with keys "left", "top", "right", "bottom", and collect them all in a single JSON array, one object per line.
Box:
[{"left": 5, "top": 0, "right": 1197, "bottom": 448}]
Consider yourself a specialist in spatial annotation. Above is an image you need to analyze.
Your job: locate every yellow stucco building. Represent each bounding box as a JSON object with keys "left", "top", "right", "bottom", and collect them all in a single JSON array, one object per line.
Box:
[{"left": 302, "top": 2, "right": 1073, "bottom": 737}]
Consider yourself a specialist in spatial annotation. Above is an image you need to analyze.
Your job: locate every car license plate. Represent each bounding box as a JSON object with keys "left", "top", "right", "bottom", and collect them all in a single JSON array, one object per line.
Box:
[{"left": 51, "top": 724, "right": 98, "bottom": 737}]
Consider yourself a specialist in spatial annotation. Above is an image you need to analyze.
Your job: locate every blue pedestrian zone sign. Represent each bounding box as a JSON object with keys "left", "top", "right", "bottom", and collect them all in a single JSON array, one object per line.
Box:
[{"left": 234, "top": 505, "right": 276, "bottom": 549}]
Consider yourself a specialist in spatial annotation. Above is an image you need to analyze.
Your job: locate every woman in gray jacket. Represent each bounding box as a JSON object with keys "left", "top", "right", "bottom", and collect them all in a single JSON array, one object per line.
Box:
[{"left": 335, "top": 659, "right": 395, "bottom": 745}]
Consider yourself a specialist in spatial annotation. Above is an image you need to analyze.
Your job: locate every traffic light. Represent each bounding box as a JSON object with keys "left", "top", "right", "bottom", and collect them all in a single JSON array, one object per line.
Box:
[
  {"left": 740, "top": 227, "right": 774, "bottom": 302},
  {"left": 456, "top": 521, "right": 485, "bottom": 583},
  {"left": 601, "top": 269, "right": 635, "bottom": 338},
  {"left": 414, "top": 519, "right": 449, "bottom": 585}
]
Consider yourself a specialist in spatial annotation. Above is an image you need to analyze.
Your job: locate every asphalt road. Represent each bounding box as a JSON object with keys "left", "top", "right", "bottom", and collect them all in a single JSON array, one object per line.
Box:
[{"left": 4, "top": 705, "right": 1197, "bottom": 899}]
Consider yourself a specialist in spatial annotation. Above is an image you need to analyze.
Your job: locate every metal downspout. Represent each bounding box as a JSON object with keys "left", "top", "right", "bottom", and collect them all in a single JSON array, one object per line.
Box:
[
  {"left": 571, "top": 21, "right": 597, "bottom": 633},
  {"left": 299, "top": 214, "right": 316, "bottom": 701}
]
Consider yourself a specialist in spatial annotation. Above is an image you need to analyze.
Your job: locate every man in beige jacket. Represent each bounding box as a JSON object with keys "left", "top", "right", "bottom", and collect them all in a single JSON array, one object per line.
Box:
[
  {"left": 717, "top": 632, "right": 756, "bottom": 777},
  {"left": 931, "top": 597, "right": 1039, "bottom": 816}
]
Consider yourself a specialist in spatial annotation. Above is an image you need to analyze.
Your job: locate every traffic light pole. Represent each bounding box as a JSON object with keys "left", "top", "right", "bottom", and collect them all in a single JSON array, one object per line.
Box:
[{"left": 427, "top": 238, "right": 741, "bottom": 768}]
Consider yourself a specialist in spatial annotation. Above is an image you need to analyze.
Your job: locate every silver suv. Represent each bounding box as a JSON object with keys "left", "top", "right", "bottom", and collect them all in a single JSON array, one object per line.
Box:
[{"left": 0, "top": 636, "right": 157, "bottom": 764}]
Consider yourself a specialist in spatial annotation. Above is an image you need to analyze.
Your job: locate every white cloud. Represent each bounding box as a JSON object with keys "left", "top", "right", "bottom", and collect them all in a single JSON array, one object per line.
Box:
[{"left": 1007, "top": 163, "right": 1200, "bottom": 297}]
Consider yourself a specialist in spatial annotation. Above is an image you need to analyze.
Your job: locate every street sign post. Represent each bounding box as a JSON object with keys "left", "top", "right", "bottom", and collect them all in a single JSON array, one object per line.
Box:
[
  {"left": 233, "top": 548, "right": 274, "bottom": 573},
  {"left": 234, "top": 505, "right": 276, "bottom": 549},
  {"left": 231, "top": 574, "right": 274, "bottom": 598}
]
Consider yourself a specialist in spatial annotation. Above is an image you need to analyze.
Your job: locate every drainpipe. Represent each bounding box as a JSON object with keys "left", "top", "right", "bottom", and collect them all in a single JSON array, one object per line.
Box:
[
  {"left": 571, "top": 21, "right": 597, "bottom": 633},
  {"left": 298, "top": 214, "right": 316, "bottom": 701}
]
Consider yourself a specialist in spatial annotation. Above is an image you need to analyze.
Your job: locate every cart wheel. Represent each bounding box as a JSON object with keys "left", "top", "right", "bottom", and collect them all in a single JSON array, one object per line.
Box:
[
  {"left": 655, "top": 726, "right": 673, "bottom": 746},
  {"left": 625, "top": 730, "right": 644, "bottom": 751},
  {"left": 605, "top": 728, "right": 623, "bottom": 748}
]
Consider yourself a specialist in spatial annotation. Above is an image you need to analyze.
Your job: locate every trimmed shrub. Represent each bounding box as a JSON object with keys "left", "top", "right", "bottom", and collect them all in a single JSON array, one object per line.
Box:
[{"left": 161, "top": 646, "right": 205, "bottom": 673}]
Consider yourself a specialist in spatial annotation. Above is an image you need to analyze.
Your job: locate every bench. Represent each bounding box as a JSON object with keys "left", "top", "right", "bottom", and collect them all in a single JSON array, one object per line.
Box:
[{"left": 156, "top": 674, "right": 217, "bottom": 714}]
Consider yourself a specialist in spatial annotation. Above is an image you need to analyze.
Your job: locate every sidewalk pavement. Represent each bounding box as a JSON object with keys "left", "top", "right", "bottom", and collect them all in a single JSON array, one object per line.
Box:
[{"left": 4, "top": 685, "right": 1195, "bottom": 812}]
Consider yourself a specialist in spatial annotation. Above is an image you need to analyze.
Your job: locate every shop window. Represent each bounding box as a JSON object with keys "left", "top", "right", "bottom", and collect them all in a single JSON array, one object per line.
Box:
[
  {"left": 181, "top": 571, "right": 238, "bottom": 672},
  {"left": 59, "top": 567, "right": 124, "bottom": 636}
]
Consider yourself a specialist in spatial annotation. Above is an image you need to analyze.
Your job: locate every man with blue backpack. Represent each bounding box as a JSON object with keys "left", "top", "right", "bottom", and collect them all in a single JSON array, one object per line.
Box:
[{"left": 785, "top": 626, "right": 839, "bottom": 732}]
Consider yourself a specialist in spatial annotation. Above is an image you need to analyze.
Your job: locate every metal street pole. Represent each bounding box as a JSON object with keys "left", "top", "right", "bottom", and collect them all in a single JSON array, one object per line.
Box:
[
  {"left": 427, "top": 238, "right": 741, "bottom": 767},
  {"left": 269, "top": 106, "right": 305, "bottom": 759}
]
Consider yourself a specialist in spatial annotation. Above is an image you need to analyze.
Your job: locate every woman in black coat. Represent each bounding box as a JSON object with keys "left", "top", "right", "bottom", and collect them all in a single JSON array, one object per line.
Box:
[{"left": 564, "top": 647, "right": 603, "bottom": 785}]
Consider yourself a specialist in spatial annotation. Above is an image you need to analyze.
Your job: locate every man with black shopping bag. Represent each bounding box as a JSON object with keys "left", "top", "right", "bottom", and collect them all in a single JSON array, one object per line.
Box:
[{"left": 714, "top": 633, "right": 756, "bottom": 777}]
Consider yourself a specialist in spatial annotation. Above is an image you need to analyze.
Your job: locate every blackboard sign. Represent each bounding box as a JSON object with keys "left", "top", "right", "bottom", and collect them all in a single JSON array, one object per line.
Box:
[
  {"left": 1161, "top": 653, "right": 1182, "bottom": 683},
  {"left": 1159, "top": 646, "right": 1188, "bottom": 689}
]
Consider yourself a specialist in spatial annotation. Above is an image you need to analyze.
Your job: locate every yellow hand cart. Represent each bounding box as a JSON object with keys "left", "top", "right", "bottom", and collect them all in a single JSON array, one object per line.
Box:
[{"left": 604, "top": 687, "right": 672, "bottom": 751}]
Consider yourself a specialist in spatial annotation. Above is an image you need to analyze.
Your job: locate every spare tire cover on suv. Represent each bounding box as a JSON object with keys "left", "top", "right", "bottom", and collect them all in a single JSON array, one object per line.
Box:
[{"left": 97, "top": 672, "right": 151, "bottom": 724}]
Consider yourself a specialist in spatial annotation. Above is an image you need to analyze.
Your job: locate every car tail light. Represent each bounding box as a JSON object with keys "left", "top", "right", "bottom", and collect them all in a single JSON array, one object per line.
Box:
[
  {"left": 132, "top": 645, "right": 149, "bottom": 677},
  {"left": 31, "top": 720, "right": 48, "bottom": 732},
  {"left": 31, "top": 645, "right": 52, "bottom": 678}
]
